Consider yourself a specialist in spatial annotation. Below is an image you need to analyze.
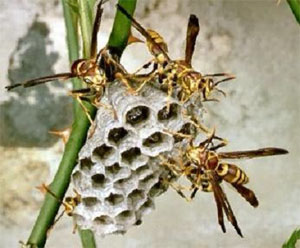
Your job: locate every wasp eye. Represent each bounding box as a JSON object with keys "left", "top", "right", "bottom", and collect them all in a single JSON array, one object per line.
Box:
[{"left": 84, "top": 77, "right": 93, "bottom": 84}]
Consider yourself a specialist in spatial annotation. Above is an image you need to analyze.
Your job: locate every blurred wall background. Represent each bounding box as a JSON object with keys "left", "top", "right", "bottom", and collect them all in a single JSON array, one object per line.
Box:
[{"left": 0, "top": 0, "right": 299, "bottom": 247}]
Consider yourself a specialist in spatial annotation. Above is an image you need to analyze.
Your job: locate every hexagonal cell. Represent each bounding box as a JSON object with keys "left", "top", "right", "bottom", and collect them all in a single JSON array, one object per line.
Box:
[
  {"left": 174, "top": 122, "right": 197, "bottom": 143},
  {"left": 82, "top": 196, "right": 100, "bottom": 208},
  {"left": 105, "top": 193, "right": 124, "bottom": 206},
  {"left": 108, "top": 127, "right": 129, "bottom": 145},
  {"left": 138, "top": 174, "right": 156, "bottom": 189},
  {"left": 92, "top": 144, "right": 114, "bottom": 160},
  {"left": 126, "top": 106, "right": 150, "bottom": 126},
  {"left": 72, "top": 170, "right": 82, "bottom": 183},
  {"left": 115, "top": 210, "right": 134, "bottom": 223},
  {"left": 105, "top": 162, "right": 121, "bottom": 175},
  {"left": 157, "top": 103, "right": 179, "bottom": 121},
  {"left": 93, "top": 215, "right": 114, "bottom": 225},
  {"left": 141, "top": 131, "right": 173, "bottom": 157},
  {"left": 142, "top": 132, "right": 163, "bottom": 147},
  {"left": 149, "top": 181, "right": 167, "bottom": 198},
  {"left": 128, "top": 189, "right": 145, "bottom": 208},
  {"left": 79, "top": 157, "right": 94, "bottom": 173},
  {"left": 135, "top": 164, "right": 150, "bottom": 177},
  {"left": 121, "top": 147, "right": 141, "bottom": 164},
  {"left": 138, "top": 199, "right": 154, "bottom": 216},
  {"left": 113, "top": 176, "right": 137, "bottom": 193},
  {"left": 91, "top": 173, "right": 109, "bottom": 188}
]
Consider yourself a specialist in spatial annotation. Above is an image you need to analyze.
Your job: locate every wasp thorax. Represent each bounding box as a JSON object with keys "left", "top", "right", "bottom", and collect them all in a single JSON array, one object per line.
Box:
[
  {"left": 206, "top": 151, "right": 219, "bottom": 170},
  {"left": 71, "top": 59, "right": 97, "bottom": 77},
  {"left": 186, "top": 146, "right": 204, "bottom": 165}
]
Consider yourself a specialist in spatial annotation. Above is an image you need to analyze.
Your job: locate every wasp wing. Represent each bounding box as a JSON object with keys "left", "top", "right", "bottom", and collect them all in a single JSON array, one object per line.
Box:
[
  {"left": 91, "top": 0, "right": 104, "bottom": 59},
  {"left": 232, "top": 183, "right": 259, "bottom": 207},
  {"left": 210, "top": 172, "right": 243, "bottom": 237},
  {"left": 185, "top": 14, "right": 199, "bottom": 66},
  {"left": 218, "top": 147, "right": 288, "bottom": 160},
  {"left": 116, "top": 4, "right": 171, "bottom": 61}
]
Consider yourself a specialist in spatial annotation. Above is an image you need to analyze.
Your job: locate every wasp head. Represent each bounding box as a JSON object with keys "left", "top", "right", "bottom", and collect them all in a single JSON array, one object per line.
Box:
[
  {"left": 186, "top": 144, "right": 208, "bottom": 166},
  {"left": 71, "top": 59, "right": 106, "bottom": 87}
]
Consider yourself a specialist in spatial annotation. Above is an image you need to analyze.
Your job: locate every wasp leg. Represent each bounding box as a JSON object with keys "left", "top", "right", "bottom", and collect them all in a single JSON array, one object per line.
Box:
[
  {"left": 48, "top": 127, "right": 71, "bottom": 144},
  {"left": 162, "top": 177, "right": 191, "bottom": 202},
  {"left": 132, "top": 59, "right": 155, "bottom": 75},
  {"left": 210, "top": 136, "right": 228, "bottom": 151},
  {"left": 132, "top": 72, "right": 158, "bottom": 93},
  {"left": 114, "top": 72, "right": 141, "bottom": 95},
  {"left": 164, "top": 78, "right": 175, "bottom": 113},
  {"left": 163, "top": 128, "right": 192, "bottom": 140},
  {"left": 69, "top": 88, "right": 94, "bottom": 124},
  {"left": 181, "top": 109, "right": 211, "bottom": 134}
]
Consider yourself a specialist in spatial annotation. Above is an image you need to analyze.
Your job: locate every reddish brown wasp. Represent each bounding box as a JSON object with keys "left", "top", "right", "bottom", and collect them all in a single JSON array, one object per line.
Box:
[
  {"left": 5, "top": 0, "right": 131, "bottom": 123},
  {"left": 116, "top": 4, "right": 235, "bottom": 107},
  {"left": 162, "top": 131, "right": 288, "bottom": 237}
]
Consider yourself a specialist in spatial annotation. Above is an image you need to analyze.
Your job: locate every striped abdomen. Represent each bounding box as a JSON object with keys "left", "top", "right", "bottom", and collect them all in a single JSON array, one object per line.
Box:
[{"left": 216, "top": 163, "right": 249, "bottom": 185}]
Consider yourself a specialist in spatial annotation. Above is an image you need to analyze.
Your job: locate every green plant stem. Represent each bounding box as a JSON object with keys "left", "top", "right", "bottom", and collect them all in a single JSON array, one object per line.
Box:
[
  {"left": 26, "top": 0, "right": 96, "bottom": 247},
  {"left": 61, "top": 0, "right": 82, "bottom": 116},
  {"left": 79, "top": 229, "right": 97, "bottom": 248},
  {"left": 283, "top": 228, "right": 300, "bottom": 248},
  {"left": 287, "top": 0, "right": 300, "bottom": 24},
  {"left": 26, "top": 0, "right": 137, "bottom": 247},
  {"left": 107, "top": 0, "right": 137, "bottom": 58},
  {"left": 78, "top": 0, "right": 93, "bottom": 58}
]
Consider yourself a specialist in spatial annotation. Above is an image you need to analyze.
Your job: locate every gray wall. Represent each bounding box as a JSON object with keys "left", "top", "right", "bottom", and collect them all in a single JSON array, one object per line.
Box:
[{"left": 0, "top": 0, "right": 299, "bottom": 247}]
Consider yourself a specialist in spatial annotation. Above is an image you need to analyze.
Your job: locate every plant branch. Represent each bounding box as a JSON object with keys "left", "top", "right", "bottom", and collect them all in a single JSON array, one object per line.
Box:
[
  {"left": 79, "top": 229, "right": 97, "bottom": 248},
  {"left": 26, "top": 0, "right": 137, "bottom": 247},
  {"left": 287, "top": 0, "right": 300, "bottom": 24},
  {"left": 283, "top": 228, "right": 300, "bottom": 248}
]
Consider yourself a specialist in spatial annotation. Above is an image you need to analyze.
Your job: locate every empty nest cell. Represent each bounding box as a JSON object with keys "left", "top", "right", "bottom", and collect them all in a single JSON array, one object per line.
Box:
[
  {"left": 93, "top": 215, "right": 114, "bottom": 226},
  {"left": 126, "top": 106, "right": 150, "bottom": 126},
  {"left": 72, "top": 170, "right": 82, "bottom": 182},
  {"left": 93, "top": 144, "right": 114, "bottom": 160},
  {"left": 79, "top": 157, "right": 94, "bottom": 172},
  {"left": 108, "top": 127, "right": 129, "bottom": 145},
  {"left": 138, "top": 199, "right": 154, "bottom": 216},
  {"left": 82, "top": 196, "right": 100, "bottom": 208},
  {"left": 138, "top": 174, "right": 156, "bottom": 189},
  {"left": 105, "top": 193, "right": 124, "bottom": 206},
  {"left": 128, "top": 189, "right": 145, "bottom": 207},
  {"left": 135, "top": 164, "right": 150, "bottom": 177},
  {"left": 114, "top": 176, "right": 132, "bottom": 189},
  {"left": 115, "top": 210, "right": 134, "bottom": 223},
  {"left": 105, "top": 162, "right": 122, "bottom": 175},
  {"left": 91, "top": 173, "right": 109, "bottom": 188},
  {"left": 142, "top": 132, "right": 164, "bottom": 147},
  {"left": 149, "top": 181, "right": 167, "bottom": 198},
  {"left": 121, "top": 147, "right": 141, "bottom": 164},
  {"left": 157, "top": 103, "right": 179, "bottom": 121}
]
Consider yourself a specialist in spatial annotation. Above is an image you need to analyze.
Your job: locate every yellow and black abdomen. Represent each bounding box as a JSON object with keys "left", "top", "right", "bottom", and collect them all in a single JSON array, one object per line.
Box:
[{"left": 216, "top": 163, "right": 249, "bottom": 185}]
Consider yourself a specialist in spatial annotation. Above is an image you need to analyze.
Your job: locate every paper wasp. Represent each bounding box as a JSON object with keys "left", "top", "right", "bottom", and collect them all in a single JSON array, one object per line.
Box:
[
  {"left": 5, "top": 0, "right": 131, "bottom": 123},
  {"left": 116, "top": 4, "right": 235, "bottom": 107},
  {"left": 162, "top": 131, "right": 288, "bottom": 237}
]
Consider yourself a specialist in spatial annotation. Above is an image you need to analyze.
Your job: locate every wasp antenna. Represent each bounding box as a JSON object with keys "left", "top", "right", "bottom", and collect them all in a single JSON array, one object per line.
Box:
[
  {"left": 273, "top": 148, "right": 289, "bottom": 155},
  {"left": 5, "top": 84, "right": 22, "bottom": 91},
  {"left": 6, "top": 73, "right": 74, "bottom": 91},
  {"left": 213, "top": 76, "right": 236, "bottom": 87}
]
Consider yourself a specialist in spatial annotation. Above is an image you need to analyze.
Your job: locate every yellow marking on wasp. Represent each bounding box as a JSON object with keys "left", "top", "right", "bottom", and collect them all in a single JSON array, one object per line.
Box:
[{"left": 232, "top": 168, "right": 241, "bottom": 183}]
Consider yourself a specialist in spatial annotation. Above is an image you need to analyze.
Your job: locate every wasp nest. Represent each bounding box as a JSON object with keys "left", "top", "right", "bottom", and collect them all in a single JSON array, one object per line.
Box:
[{"left": 71, "top": 81, "right": 203, "bottom": 236}]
